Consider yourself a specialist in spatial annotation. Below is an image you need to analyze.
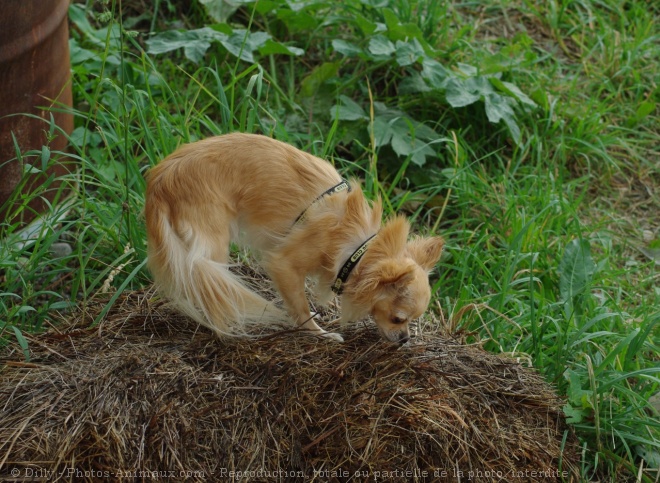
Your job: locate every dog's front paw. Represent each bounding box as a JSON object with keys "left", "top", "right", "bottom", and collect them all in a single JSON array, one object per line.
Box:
[{"left": 321, "top": 331, "right": 344, "bottom": 343}]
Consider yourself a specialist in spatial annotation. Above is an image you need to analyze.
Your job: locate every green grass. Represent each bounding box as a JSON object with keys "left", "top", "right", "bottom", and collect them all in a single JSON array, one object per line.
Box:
[{"left": 1, "top": 0, "right": 658, "bottom": 480}]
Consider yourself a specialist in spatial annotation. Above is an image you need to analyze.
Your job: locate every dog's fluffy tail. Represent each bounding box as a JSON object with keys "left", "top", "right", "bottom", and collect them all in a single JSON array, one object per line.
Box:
[{"left": 145, "top": 197, "right": 283, "bottom": 337}]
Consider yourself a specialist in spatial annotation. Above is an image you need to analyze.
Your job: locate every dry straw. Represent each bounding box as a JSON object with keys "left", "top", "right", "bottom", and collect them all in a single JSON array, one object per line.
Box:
[{"left": 1, "top": 270, "right": 578, "bottom": 482}]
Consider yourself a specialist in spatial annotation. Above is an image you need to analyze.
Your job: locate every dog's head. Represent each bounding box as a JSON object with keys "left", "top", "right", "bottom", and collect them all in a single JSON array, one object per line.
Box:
[{"left": 345, "top": 217, "right": 444, "bottom": 344}]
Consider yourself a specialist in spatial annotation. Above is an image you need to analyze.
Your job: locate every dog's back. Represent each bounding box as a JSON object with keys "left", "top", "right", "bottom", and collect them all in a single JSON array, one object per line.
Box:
[{"left": 147, "top": 133, "right": 340, "bottom": 249}]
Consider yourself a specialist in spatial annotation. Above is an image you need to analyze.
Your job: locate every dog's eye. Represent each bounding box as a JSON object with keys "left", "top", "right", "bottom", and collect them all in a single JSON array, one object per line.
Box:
[{"left": 392, "top": 316, "right": 407, "bottom": 325}]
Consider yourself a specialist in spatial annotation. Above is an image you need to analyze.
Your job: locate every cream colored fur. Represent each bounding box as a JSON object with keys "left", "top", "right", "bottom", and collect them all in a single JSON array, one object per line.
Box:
[{"left": 145, "top": 133, "right": 444, "bottom": 342}]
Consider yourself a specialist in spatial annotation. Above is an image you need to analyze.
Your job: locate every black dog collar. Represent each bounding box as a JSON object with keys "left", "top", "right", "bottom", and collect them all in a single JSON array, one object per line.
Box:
[
  {"left": 293, "top": 179, "right": 351, "bottom": 226},
  {"left": 332, "top": 233, "right": 377, "bottom": 295}
]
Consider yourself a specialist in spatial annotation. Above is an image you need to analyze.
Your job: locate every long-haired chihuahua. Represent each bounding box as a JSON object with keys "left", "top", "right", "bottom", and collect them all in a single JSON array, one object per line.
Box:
[{"left": 145, "top": 133, "right": 444, "bottom": 343}]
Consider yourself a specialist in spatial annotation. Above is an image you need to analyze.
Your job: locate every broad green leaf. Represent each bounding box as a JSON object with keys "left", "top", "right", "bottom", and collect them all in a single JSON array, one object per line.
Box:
[
  {"left": 332, "top": 39, "right": 363, "bottom": 57},
  {"left": 300, "top": 61, "right": 340, "bottom": 97},
  {"left": 444, "top": 78, "right": 481, "bottom": 107},
  {"left": 277, "top": 9, "right": 318, "bottom": 33},
  {"left": 237, "top": 30, "right": 271, "bottom": 51},
  {"left": 258, "top": 39, "right": 304, "bottom": 56},
  {"left": 330, "top": 95, "right": 368, "bottom": 121},
  {"left": 374, "top": 102, "right": 441, "bottom": 143},
  {"left": 501, "top": 81, "right": 537, "bottom": 108},
  {"left": 382, "top": 8, "right": 426, "bottom": 43},
  {"left": 562, "top": 403, "right": 586, "bottom": 424},
  {"left": 69, "top": 4, "right": 96, "bottom": 39},
  {"left": 467, "top": 76, "right": 496, "bottom": 96},
  {"left": 564, "top": 369, "right": 593, "bottom": 408},
  {"left": 398, "top": 73, "right": 432, "bottom": 94},
  {"left": 414, "top": 122, "right": 442, "bottom": 140},
  {"left": 456, "top": 63, "right": 478, "bottom": 76},
  {"left": 210, "top": 23, "right": 233, "bottom": 35},
  {"left": 368, "top": 35, "right": 395, "bottom": 57},
  {"left": 69, "top": 4, "right": 120, "bottom": 47},
  {"left": 559, "top": 239, "right": 597, "bottom": 303},
  {"left": 392, "top": 131, "right": 414, "bottom": 158},
  {"left": 391, "top": 132, "right": 436, "bottom": 166},
  {"left": 480, "top": 39, "right": 537, "bottom": 74},
  {"left": 70, "top": 127, "right": 102, "bottom": 148},
  {"left": 501, "top": 114, "right": 522, "bottom": 146},
  {"left": 373, "top": 101, "right": 404, "bottom": 120},
  {"left": 421, "top": 58, "right": 449, "bottom": 89},
  {"left": 69, "top": 38, "right": 98, "bottom": 64},
  {"left": 146, "top": 28, "right": 224, "bottom": 63},
  {"left": 373, "top": 116, "right": 394, "bottom": 147},
  {"left": 367, "top": 102, "right": 441, "bottom": 164},
  {"left": 484, "top": 93, "right": 515, "bottom": 123},
  {"left": 285, "top": 0, "right": 318, "bottom": 12},
  {"left": 395, "top": 38, "right": 425, "bottom": 67},
  {"left": 253, "top": 0, "right": 280, "bottom": 15},
  {"left": 219, "top": 30, "right": 270, "bottom": 62},
  {"left": 200, "top": 0, "right": 241, "bottom": 23},
  {"left": 485, "top": 94, "right": 522, "bottom": 145},
  {"left": 354, "top": 12, "right": 377, "bottom": 36},
  {"left": 146, "top": 26, "right": 273, "bottom": 63},
  {"left": 23, "top": 164, "right": 42, "bottom": 175},
  {"left": 490, "top": 78, "right": 537, "bottom": 108}
]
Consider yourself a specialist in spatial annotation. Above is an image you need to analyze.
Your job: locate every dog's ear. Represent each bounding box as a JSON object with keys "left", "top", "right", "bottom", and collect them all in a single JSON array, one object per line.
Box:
[
  {"left": 351, "top": 259, "right": 414, "bottom": 296},
  {"left": 372, "top": 216, "right": 410, "bottom": 257},
  {"left": 406, "top": 236, "right": 444, "bottom": 271},
  {"left": 375, "top": 259, "right": 416, "bottom": 287}
]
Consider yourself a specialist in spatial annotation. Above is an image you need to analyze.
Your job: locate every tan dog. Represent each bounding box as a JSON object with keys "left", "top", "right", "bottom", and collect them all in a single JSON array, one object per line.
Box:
[{"left": 145, "top": 133, "right": 444, "bottom": 343}]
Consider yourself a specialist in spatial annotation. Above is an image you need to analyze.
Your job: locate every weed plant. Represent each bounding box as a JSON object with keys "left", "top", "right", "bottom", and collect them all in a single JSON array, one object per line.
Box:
[{"left": 1, "top": 0, "right": 658, "bottom": 480}]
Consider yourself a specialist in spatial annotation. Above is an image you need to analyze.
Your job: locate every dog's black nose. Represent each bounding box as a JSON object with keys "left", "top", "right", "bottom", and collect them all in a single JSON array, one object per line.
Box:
[{"left": 398, "top": 335, "right": 410, "bottom": 345}]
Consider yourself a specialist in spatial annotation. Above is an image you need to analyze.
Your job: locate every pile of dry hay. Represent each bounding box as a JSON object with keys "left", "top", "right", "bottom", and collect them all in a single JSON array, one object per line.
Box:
[{"left": 1, "top": 281, "right": 579, "bottom": 482}]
